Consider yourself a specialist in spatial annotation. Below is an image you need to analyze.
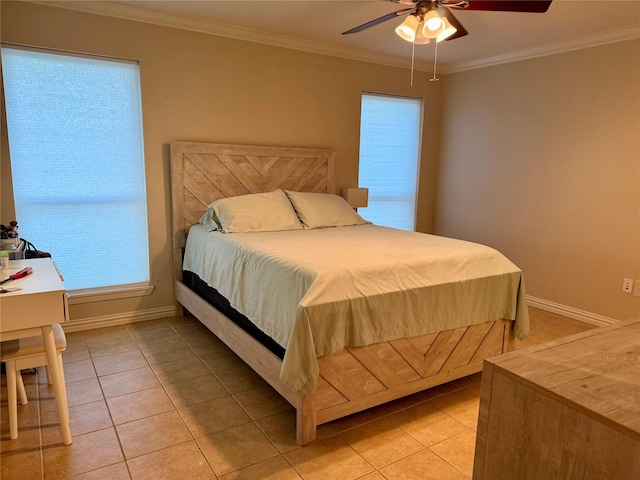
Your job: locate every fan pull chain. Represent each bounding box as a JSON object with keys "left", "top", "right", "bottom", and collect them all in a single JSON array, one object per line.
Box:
[
  {"left": 430, "top": 40, "right": 439, "bottom": 82},
  {"left": 410, "top": 41, "right": 415, "bottom": 86}
]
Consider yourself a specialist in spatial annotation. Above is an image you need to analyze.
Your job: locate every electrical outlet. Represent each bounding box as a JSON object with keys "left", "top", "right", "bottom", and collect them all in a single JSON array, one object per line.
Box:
[
  {"left": 622, "top": 278, "right": 634, "bottom": 293},
  {"left": 634, "top": 280, "right": 640, "bottom": 298}
]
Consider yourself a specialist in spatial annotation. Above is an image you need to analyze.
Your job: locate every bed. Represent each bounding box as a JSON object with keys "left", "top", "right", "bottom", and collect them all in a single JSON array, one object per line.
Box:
[{"left": 170, "top": 140, "right": 527, "bottom": 445}]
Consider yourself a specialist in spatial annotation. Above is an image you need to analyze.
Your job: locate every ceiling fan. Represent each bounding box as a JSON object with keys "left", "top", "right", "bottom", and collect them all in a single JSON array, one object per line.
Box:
[{"left": 343, "top": 0, "right": 553, "bottom": 43}]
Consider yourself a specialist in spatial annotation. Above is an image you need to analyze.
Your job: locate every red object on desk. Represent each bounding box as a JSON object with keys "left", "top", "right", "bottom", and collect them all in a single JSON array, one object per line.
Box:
[{"left": 0, "top": 267, "right": 33, "bottom": 284}]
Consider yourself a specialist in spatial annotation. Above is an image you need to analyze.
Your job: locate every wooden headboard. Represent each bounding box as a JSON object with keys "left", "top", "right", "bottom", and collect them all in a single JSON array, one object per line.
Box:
[{"left": 170, "top": 141, "right": 336, "bottom": 278}]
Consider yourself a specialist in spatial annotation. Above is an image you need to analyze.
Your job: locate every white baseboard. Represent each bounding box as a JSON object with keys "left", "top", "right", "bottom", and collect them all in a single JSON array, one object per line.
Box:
[
  {"left": 526, "top": 295, "right": 619, "bottom": 327},
  {"left": 62, "top": 297, "right": 618, "bottom": 333},
  {"left": 63, "top": 305, "right": 177, "bottom": 333}
]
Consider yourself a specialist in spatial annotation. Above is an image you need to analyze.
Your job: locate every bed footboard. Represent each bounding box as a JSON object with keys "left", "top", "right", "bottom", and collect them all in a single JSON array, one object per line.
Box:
[
  {"left": 314, "top": 319, "right": 514, "bottom": 427},
  {"left": 176, "top": 279, "right": 515, "bottom": 445}
]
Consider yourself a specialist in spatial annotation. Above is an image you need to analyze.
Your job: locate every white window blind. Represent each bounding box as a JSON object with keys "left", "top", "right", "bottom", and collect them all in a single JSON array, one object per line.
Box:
[
  {"left": 358, "top": 93, "right": 422, "bottom": 231},
  {"left": 2, "top": 46, "right": 149, "bottom": 291}
]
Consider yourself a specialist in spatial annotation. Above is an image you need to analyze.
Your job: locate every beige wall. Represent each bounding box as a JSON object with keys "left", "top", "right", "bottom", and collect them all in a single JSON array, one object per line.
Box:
[
  {"left": 437, "top": 39, "right": 640, "bottom": 321},
  {"left": 0, "top": 1, "right": 442, "bottom": 324}
]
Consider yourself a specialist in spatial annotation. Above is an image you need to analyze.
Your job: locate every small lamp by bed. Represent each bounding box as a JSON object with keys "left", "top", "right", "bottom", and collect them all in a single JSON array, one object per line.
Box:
[{"left": 341, "top": 188, "right": 368, "bottom": 209}]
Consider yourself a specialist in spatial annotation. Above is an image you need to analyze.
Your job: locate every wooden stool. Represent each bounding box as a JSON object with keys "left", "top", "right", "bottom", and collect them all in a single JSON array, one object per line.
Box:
[{"left": 1, "top": 323, "right": 67, "bottom": 439}]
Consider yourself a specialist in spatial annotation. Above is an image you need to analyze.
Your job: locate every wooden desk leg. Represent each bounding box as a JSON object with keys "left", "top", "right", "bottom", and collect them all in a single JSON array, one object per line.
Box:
[
  {"left": 42, "top": 325, "right": 72, "bottom": 445},
  {"left": 6, "top": 362, "right": 18, "bottom": 439}
]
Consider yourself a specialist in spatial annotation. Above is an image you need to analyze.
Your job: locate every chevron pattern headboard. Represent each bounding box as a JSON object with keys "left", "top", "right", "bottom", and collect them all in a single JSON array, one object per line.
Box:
[{"left": 170, "top": 141, "right": 336, "bottom": 253}]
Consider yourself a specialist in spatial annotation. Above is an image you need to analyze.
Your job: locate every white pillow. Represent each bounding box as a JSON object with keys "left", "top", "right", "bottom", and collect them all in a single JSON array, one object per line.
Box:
[
  {"left": 285, "top": 190, "right": 370, "bottom": 229},
  {"left": 209, "top": 189, "right": 303, "bottom": 233}
]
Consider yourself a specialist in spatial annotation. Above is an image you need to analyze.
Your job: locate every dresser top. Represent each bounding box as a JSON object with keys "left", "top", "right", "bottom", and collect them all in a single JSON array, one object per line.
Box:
[{"left": 488, "top": 318, "right": 640, "bottom": 438}]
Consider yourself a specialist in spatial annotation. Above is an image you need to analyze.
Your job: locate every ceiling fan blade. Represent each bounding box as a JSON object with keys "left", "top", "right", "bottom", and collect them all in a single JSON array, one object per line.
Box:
[
  {"left": 342, "top": 7, "right": 414, "bottom": 35},
  {"left": 453, "top": 1, "right": 552, "bottom": 13},
  {"left": 437, "top": 7, "right": 468, "bottom": 41}
]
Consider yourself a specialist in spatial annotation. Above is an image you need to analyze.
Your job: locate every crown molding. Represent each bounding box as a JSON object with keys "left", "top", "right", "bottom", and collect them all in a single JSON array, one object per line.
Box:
[
  {"left": 30, "top": 1, "right": 640, "bottom": 75},
  {"left": 30, "top": 1, "right": 434, "bottom": 72},
  {"left": 446, "top": 24, "right": 640, "bottom": 73}
]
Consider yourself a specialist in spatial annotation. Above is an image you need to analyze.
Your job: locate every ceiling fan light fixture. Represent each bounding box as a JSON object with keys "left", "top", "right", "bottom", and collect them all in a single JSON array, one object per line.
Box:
[
  {"left": 435, "top": 17, "right": 457, "bottom": 43},
  {"left": 422, "top": 10, "right": 446, "bottom": 38},
  {"left": 395, "top": 14, "right": 420, "bottom": 42},
  {"left": 413, "top": 22, "right": 431, "bottom": 45}
]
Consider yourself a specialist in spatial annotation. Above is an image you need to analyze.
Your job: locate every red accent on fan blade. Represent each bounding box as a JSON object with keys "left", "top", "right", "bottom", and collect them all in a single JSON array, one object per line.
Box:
[
  {"left": 342, "top": 7, "right": 414, "bottom": 34},
  {"left": 437, "top": 7, "right": 468, "bottom": 41},
  {"left": 453, "top": 1, "right": 552, "bottom": 13}
]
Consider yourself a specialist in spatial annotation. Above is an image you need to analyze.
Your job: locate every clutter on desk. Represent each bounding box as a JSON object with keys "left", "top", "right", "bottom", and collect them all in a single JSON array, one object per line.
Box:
[
  {"left": 1, "top": 220, "right": 24, "bottom": 260},
  {"left": 0, "top": 220, "right": 19, "bottom": 240},
  {"left": 0, "top": 267, "right": 33, "bottom": 285},
  {"left": 1, "top": 220, "right": 50, "bottom": 259},
  {"left": 0, "top": 287, "right": 21, "bottom": 294}
]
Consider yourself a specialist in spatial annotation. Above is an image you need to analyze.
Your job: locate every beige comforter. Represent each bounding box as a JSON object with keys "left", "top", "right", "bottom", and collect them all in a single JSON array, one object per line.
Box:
[{"left": 183, "top": 224, "right": 528, "bottom": 396}]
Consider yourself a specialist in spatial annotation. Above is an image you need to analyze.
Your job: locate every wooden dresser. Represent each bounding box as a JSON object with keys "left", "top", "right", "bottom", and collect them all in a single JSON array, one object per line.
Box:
[{"left": 473, "top": 318, "right": 640, "bottom": 480}]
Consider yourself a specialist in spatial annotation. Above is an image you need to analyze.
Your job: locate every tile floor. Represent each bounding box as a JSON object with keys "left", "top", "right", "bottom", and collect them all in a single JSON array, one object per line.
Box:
[{"left": 0, "top": 307, "right": 596, "bottom": 480}]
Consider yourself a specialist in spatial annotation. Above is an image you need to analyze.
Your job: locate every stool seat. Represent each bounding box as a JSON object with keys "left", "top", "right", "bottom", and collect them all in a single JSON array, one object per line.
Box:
[
  {"left": 1, "top": 323, "right": 67, "bottom": 359},
  {"left": 1, "top": 323, "right": 68, "bottom": 440}
]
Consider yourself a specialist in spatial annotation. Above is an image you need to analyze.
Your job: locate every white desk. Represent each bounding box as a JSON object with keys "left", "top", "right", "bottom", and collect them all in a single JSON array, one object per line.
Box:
[{"left": 0, "top": 258, "right": 72, "bottom": 445}]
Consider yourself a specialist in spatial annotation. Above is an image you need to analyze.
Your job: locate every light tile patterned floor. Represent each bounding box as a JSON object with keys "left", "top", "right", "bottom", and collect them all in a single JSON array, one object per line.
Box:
[{"left": 0, "top": 307, "right": 595, "bottom": 479}]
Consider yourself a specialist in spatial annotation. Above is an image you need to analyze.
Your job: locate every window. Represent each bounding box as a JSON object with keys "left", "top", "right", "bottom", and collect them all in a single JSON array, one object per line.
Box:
[
  {"left": 2, "top": 45, "right": 149, "bottom": 292},
  {"left": 358, "top": 93, "right": 422, "bottom": 231}
]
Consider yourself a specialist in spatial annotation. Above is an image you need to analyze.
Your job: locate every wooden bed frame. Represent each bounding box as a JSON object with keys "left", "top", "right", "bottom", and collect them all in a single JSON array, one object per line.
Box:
[{"left": 170, "top": 140, "right": 516, "bottom": 445}]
